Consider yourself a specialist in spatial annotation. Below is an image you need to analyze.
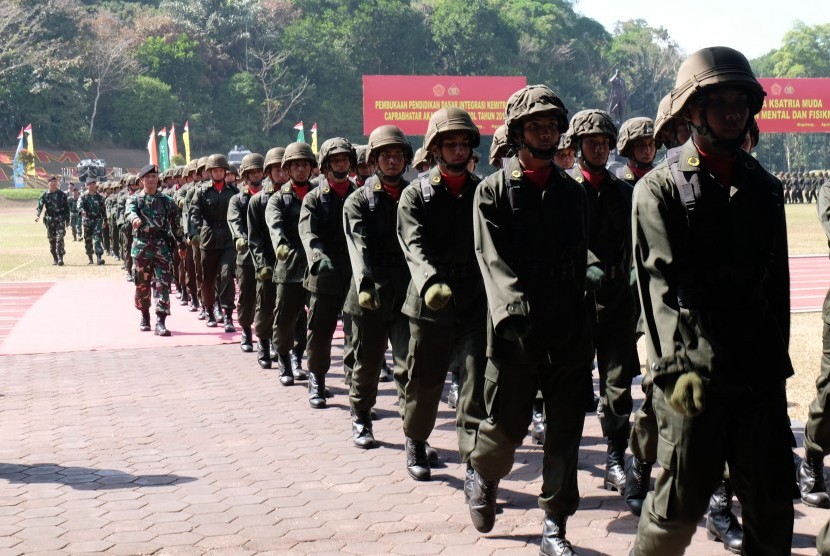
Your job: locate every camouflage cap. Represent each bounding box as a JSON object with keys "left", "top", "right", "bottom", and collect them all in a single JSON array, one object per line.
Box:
[
  {"left": 505, "top": 84, "right": 568, "bottom": 134},
  {"left": 570, "top": 109, "right": 618, "bottom": 144},
  {"left": 317, "top": 137, "right": 356, "bottom": 171},
  {"left": 423, "top": 107, "right": 481, "bottom": 152}
]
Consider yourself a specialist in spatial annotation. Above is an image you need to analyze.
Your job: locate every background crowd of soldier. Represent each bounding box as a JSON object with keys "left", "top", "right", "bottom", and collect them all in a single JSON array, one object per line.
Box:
[{"left": 31, "top": 44, "right": 830, "bottom": 556}]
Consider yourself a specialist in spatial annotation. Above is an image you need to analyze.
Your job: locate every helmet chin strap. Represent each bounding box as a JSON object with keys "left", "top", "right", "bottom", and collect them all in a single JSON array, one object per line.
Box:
[
  {"left": 330, "top": 170, "right": 349, "bottom": 180},
  {"left": 375, "top": 167, "right": 403, "bottom": 184},
  {"left": 580, "top": 156, "right": 606, "bottom": 172},
  {"left": 693, "top": 102, "right": 749, "bottom": 152},
  {"left": 518, "top": 137, "right": 554, "bottom": 160},
  {"left": 631, "top": 159, "right": 653, "bottom": 170},
  {"left": 435, "top": 152, "right": 469, "bottom": 173}
]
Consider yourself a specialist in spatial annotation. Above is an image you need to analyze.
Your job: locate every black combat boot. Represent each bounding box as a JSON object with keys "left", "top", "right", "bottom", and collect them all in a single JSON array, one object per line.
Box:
[
  {"left": 291, "top": 348, "right": 307, "bottom": 380},
  {"left": 799, "top": 451, "right": 830, "bottom": 508},
  {"left": 154, "top": 313, "right": 171, "bottom": 337},
  {"left": 51, "top": 248, "right": 58, "bottom": 265},
  {"left": 308, "top": 372, "right": 327, "bottom": 409},
  {"left": 139, "top": 309, "right": 151, "bottom": 332},
  {"left": 57, "top": 254, "right": 64, "bottom": 266},
  {"left": 604, "top": 437, "right": 627, "bottom": 492},
  {"left": 352, "top": 409, "right": 376, "bottom": 448},
  {"left": 540, "top": 513, "right": 577, "bottom": 556},
  {"left": 623, "top": 457, "right": 652, "bottom": 516},
  {"left": 179, "top": 292, "right": 190, "bottom": 306},
  {"left": 379, "top": 360, "right": 393, "bottom": 382},
  {"left": 269, "top": 340, "right": 277, "bottom": 360},
  {"left": 189, "top": 298, "right": 200, "bottom": 313},
  {"left": 240, "top": 326, "right": 253, "bottom": 352},
  {"left": 223, "top": 309, "right": 235, "bottom": 333},
  {"left": 277, "top": 352, "right": 294, "bottom": 386},
  {"left": 468, "top": 469, "right": 499, "bottom": 533},
  {"left": 405, "top": 437, "right": 431, "bottom": 481},
  {"left": 96, "top": 255, "right": 104, "bottom": 265},
  {"left": 88, "top": 254, "right": 94, "bottom": 265},
  {"left": 256, "top": 338, "right": 272, "bottom": 369},
  {"left": 706, "top": 480, "right": 743, "bottom": 554},
  {"left": 446, "top": 371, "right": 459, "bottom": 409},
  {"left": 206, "top": 308, "right": 217, "bottom": 327},
  {"left": 463, "top": 463, "right": 475, "bottom": 501},
  {"left": 215, "top": 303, "right": 223, "bottom": 324},
  {"left": 530, "top": 399, "right": 546, "bottom": 445}
]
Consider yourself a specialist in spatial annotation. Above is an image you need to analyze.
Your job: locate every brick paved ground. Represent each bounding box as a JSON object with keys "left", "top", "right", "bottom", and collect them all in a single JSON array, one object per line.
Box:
[{"left": 0, "top": 343, "right": 825, "bottom": 555}]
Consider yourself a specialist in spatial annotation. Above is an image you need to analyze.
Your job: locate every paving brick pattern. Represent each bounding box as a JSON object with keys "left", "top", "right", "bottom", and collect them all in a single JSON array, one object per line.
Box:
[{"left": 0, "top": 344, "right": 824, "bottom": 555}]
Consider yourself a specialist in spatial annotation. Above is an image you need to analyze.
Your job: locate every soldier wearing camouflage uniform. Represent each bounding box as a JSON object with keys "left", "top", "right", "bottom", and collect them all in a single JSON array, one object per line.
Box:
[
  {"left": 78, "top": 177, "right": 106, "bottom": 265},
  {"left": 190, "top": 154, "right": 239, "bottom": 331},
  {"left": 116, "top": 175, "right": 139, "bottom": 281},
  {"left": 125, "top": 164, "right": 184, "bottom": 336},
  {"left": 298, "top": 137, "right": 358, "bottom": 408},
  {"left": 266, "top": 142, "right": 316, "bottom": 386},
  {"left": 397, "top": 108, "right": 488, "bottom": 482},
  {"left": 68, "top": 186, "right": 82, "bottom": 241},
  {"left": 343, "top": 125, "right": 413, "bottom": 448},
  {"left": 105, "top": 182, "right": 122, "bottom": 261},
  {"left": 630, "top": 46, "right": 794, "bottom": 556},
  {"left": 228, "top": 153, "right": 265, "bottom": 353},
  {"left": 247, "top": 147, "right": 285, "bottom": 369},
  {"left": 35, "top": 176, "right": 70, "bottom": 266}
]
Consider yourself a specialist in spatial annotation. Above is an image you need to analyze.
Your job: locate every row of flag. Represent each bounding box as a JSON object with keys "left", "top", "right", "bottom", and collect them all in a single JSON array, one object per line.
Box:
[
  {"left": 147, "top": 122, "right": 191, "bottom": 171},
  {"left": 12, "top": 124, "right": 35, "bottom": 187},
  {"left": 145, "top": 120, "right": 318, "bottom": 172}
]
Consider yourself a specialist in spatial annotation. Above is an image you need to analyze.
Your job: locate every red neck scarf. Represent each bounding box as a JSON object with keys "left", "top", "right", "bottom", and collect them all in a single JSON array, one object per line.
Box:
[
  {"left": 292, "top": 182, "right": 310, "bottom": 200},
  {"left": 580, "top": 167, "right": 605, "bottom": 191},
  {"left": 627, "top": 163, "right": 651, "bottom": 180},
  {"left": 440, "top": 171, "right": 467, "bottom": 197},
  {"left": 212, "top": 180, "right": 225, "bottom": 193},
  {"left": 329, "top": 179, "right": 350, "bottom": 198},
  {"left": 523, "top": 165, "right": 552, "bottom": 189},
  {"left": 698, "top": 148, "right": 736, "bottom": 187},
  {"left": 383, "top": 184, "right": 402, "bottom": 202}
]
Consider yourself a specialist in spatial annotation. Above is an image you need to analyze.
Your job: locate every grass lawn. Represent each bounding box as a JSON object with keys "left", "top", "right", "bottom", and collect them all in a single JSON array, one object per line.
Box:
[{"left": 0, "top": 197, "right": 826, "bottom": 422}]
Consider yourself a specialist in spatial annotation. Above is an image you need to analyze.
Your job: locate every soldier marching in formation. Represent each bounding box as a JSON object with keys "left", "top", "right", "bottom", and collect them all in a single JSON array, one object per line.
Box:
[{"left": 34, "top": 42, "right": 830, "bottom": 555}]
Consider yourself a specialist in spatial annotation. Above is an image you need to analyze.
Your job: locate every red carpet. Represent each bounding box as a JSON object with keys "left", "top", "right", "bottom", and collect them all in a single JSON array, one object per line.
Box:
[{"left": 0, "top": 280, "right": 239, "bottom": 355}]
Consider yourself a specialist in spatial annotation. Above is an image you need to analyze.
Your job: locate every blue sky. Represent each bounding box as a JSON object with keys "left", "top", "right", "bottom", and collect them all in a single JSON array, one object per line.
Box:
[{"left": 574, "top": 0, "right": 828, "bottom": 59}]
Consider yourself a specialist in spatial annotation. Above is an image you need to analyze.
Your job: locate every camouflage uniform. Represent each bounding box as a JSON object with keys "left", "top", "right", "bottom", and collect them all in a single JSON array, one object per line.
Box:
[
  {"left": 125, "top": 189, "right": 183, "bottom": 315},
  {"left": 36, "top": 188, "right": 70, "bottom": 263},
  {"left": 78, "top": 188, "right": 106, "bottom": 261},
  {"left": 68, "top": 190, "right": 82, "bottom": 240}
]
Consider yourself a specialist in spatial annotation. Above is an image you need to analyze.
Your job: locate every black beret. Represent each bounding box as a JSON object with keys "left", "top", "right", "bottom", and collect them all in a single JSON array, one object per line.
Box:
[{"left": 137, "top": 164, "right": 158, "bottom": 178}]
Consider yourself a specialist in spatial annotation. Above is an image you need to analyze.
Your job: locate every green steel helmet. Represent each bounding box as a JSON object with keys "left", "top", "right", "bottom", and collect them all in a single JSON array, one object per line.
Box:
[
  {"left": 556, "top": 130, "right": 575, "bottom": 152},
  {"left": 281, "top": 142, "right": 318, "bottom": 169},
  {"left": 504, "top": 84, "right": 568, "bottom": 135},
  {"left": 264, "top": 147, "right": 286, "bottom": 172},
  {"left": 355, "top": 145, "right": 369, "bottom": 166},
  {"left": 228, "top": 164, "right": 239, "bottom": 176},
  {"left": 669, "top": 46, "right": 765, "bottom": 118},
  {"left": 411, "top": 148, "right": 432, "bottom": 169},
  {"left": 126, "top": 174, "right": 138, "bottom": 187},
  {"left": 488, "top": 124, "right": 514, "bottom": 165},
  {"left": 239, "top": 153, "right": 265, "bottom": 176},
  {"left": 196, "top": 156, "right": 209, "bottom": 175},
  {"left": 317, "top": 137, "right": 357, "bottom": 172},
  {"left": 570, "top": 109, "right": 618, "bottom": 144},
  {"left": 617, "top": 117, "right": 656, "bottom": 158},
  {"left": 367, "top": 125, "right": 413, "bottom": 164},
  {"left": 423, "top": 107, "right": 481, "bottom": 152},
  {"left": 205, "top": 154, "right": 230, "bottom": 171},
  {"left": 184, "top": 160, "right": 196, "bottom": 176}
]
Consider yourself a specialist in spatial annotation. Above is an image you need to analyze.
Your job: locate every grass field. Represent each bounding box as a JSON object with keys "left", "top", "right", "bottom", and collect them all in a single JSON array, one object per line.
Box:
[{"left": 0, "top": 198, "right": 826, "bottom": 422}]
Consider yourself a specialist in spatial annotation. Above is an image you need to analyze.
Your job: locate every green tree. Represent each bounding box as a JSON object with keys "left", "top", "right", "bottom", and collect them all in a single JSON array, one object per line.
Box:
[
  {"left": 100, "top": 76, "right": 180, "bottom": 146},
  {"left": 752, "top": 21, "right": 830, "bottom": 78}
]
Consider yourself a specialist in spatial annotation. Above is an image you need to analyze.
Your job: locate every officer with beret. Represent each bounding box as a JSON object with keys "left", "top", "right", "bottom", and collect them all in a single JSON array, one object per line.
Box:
[
  {"left": 125, "top": 164, "right": 184, "bottom": 335},
  {"left": 35, "top": 176, "right": 70, "bottom": 266}
]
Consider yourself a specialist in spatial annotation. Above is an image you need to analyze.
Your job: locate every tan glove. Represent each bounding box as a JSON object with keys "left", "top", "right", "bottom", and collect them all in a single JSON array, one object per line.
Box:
[
  {"left": 358, "top": 285, "right": 380, "bottom": 310},
  {"left": 276, "top": 243, "right": 291, "bottom": 261},
  {"left": 235, "top": 238, "right": 248, "bottom": 253},
  {"left": 258, "top": 266, "right": 273, "bottom": 281},
  {"left": 190, "top": 235, "right": 200, "bottom": 247},
  {"left": 667, "top": 372, "right": 705, "bottom": 417},
  {"left": 424, "top": 282, "right": 453, "bottom": 311}
]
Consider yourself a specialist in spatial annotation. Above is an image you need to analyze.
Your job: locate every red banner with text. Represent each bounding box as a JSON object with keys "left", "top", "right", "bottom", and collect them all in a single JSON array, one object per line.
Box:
[
  {"left": 362, "top": 75, "right": 527, "bottom": 136},
  {"left": 757, "top": 78, "right": 830, "bottom": 133}
]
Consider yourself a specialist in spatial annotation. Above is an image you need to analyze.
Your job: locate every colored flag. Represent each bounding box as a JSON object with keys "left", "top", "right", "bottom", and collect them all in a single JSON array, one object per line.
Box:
[
  {"left": 294, "top": 121, "right": 305, "bottom": 143},
  {"left": 168, "top": 123, "right": 178, "bottom": 160},
  {"left": 148, "top": 127, "right": 158, "bottom": 166},
  {"left": 158, "top": 127, "right": 169, "bottom": 172},
  {"left": 12, "top": 127, "right": 25, "bottom": 188},
  {"left": 23, "top": 123, "right": 35, "bottom": 176},
  {"left": 311, "top": 122, "right": 318, "bottom": 154},
  {"left": 182, "top": 121, "right": 191, "bottom": 164}
]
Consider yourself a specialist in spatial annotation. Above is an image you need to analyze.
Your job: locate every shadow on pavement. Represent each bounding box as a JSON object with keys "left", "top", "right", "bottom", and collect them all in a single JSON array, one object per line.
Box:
[{"left": 0, "top": 462, "right": 196, "bottom": 490}]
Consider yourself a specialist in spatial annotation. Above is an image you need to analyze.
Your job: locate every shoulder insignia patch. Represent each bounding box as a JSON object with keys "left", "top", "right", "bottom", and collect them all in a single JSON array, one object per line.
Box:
[
  {"left": 282, "top": 184, "right": 292, "bottom": 193},
  {"left": 323, "top": 185, "right": 330, "bottom": 193},
  {"left": 625, "top": 171, "right": 634, "bottom": 180},
  {"left": 687, "top": 156, "right": 700, "bottom": 167},
  {"left": 431, "top": 175, "right": 441, "bottom": 184},
  {"left": 374, "top": 183, "right": 382, "bottom": 191},
  {"left": 574, "top": 174, "right": 584, "bottom": 183},
  {"left": 511, "top": 170, "right": 522, "bottom": 179}
]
